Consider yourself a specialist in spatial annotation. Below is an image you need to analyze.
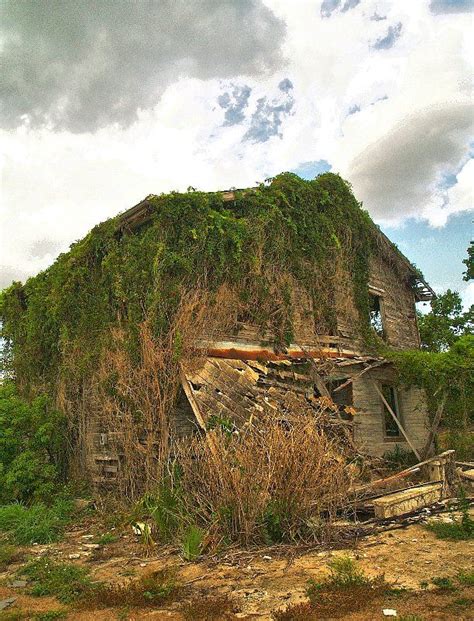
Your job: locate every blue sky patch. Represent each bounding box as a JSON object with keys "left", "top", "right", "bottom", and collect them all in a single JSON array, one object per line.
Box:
[
  {"left": 218, "top": 84, "right": 252, "bottom": 126},
  {"left": 429, "top": 0, "right": 474, "bottom": 14},
  {"left": 382, "top": 211, "right": 473, "bottom": 301},
  {"left": 291, "top": 160, "right": 332, "bottom": 179},
  {"left": 373, "top": 22, "right": 403, "bottom": 50},
  {"left": 320, "top": 0, "right": 360, "bottom": 18},
  {"left": 243, "top": 81, "right": 294, "bottom": 143}
]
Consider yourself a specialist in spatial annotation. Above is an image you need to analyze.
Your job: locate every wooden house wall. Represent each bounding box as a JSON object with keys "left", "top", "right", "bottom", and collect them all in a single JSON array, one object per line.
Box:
[{"left": 351, "top": 366, "right": 429, "bottom": 457}]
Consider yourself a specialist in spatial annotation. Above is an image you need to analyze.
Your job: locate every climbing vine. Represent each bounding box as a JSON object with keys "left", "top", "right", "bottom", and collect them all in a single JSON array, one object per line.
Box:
[{"left": 1, "top": 173, "right": 419, "bottom": 401}]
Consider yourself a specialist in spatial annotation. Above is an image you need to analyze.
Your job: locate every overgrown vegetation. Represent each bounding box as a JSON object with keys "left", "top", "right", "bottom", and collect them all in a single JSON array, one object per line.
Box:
[
  {"left": 388, "top": 335, "right": 474, "bottom": 458},
  {"left": 21, "top": 556, "right": 180, "bottom": 609},
  {"left": 0, "top": 497, "right": 75, "bottom": 545},
  {"left": 426, "top": 491, "right": 474, "bottom": 540},
  {"left": 22, "top": 557, "right": 95, "bottom": 603},
  {"left": 0, "top": 381, "right": 67, "bottom": 504},
  {"left": 136, "top": 406, "right": 354, "bottom": 548},
  {"left": 273, "top": 555, "right": 387, "bottom": 620},
  {"left": 0, "top": 173, "right": 399, "bottom": 492}
]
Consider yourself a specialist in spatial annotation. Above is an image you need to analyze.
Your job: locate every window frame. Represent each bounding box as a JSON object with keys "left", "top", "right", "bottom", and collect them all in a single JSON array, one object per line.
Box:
[
  {"left": 380, "top": 383, "right": 403, "bottom": 441},
  {"left": 368, "top": 286, "right": 387, "bottom": 340}
]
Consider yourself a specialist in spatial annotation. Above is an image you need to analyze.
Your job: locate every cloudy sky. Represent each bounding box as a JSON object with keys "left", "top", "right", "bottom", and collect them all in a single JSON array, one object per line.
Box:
[{"left": 1, "top": 0, "right": 473, "bottom": 307}]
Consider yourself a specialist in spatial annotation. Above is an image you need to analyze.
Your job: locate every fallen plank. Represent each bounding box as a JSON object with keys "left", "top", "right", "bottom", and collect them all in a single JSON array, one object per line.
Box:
[
  {"left": 372, "top": 482, "right": 443, "bottom": 519},
  {"left": 458, "top": 468, "right": 474, "bottom": 482}
]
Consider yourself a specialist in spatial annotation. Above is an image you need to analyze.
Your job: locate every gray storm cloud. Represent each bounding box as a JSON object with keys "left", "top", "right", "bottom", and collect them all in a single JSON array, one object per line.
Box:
[
  {"left": 0, "top": 0, "right": 285, "bottom": 133},
  {"left": 348, "top": 102, "right": 474, "bottom": 221}
]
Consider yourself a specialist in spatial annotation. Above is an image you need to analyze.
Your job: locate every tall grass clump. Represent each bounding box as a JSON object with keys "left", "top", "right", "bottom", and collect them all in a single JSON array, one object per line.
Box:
[
  {"left": 0, "top": 497, "right": 74, "bottom": 545},
  {"left": 174, "top": 407, "right": 353, "bottom": 546}
]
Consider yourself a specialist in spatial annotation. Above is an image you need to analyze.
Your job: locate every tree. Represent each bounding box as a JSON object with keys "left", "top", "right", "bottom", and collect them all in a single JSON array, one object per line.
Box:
[
  {"left": 418, "top": 289, "right": 473, "bottom": 352},
  {"left": 463, "top": 239, "right": 473, "bottom": 281}
]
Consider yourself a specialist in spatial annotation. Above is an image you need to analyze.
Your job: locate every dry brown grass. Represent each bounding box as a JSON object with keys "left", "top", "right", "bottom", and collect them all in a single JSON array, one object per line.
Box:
[
  {"left": 175, "top": 406, "right": 354, "bottom": 546},
  {"left": 181, "top": 593, "right": 238, "bottom": 620},
  {"left": 85, "top": 568, "right": 180, "bottom": 609}
]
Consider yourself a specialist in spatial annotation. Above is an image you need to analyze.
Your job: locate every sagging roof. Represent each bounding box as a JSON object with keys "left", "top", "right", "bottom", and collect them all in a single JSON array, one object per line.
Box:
[
  {"left": 117, "top": 188, "right": 435, "bottom": 302},
  {"left": 181, "top": 357, "right": 365, "bottom": 432}
]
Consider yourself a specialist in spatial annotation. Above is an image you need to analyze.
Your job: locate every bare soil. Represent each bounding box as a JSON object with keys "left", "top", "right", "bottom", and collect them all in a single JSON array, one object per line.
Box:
[{"left": 1, "top": 515, "right": 473, "bottom": 620}]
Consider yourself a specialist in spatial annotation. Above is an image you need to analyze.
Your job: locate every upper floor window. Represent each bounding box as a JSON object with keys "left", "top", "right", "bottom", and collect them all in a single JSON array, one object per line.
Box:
[{"left": 369, "top": 291, "right": 385, "bottom": 339}]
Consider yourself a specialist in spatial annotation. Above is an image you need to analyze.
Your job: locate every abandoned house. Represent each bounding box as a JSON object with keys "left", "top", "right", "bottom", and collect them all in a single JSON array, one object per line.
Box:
[{"left": 1, "top": 173, "right": 436, "bottom": 487}]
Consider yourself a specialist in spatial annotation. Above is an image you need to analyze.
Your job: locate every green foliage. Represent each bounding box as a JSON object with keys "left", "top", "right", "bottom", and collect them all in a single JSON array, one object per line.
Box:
[
  {"left": 95, "top": 568, "right": 178, "bottom": 607},
  {"left": 426, "top": 490, "right": 474, "bottom": 540},
  {"left": 0, "top": 381, "right": 67, "bottom": 504},
  {"left": 431, "top": 576, "right": 456, "bottom": 591},
  {"left": 0, "top": 498, "right": 74, "bottom": 545},
  {"left": 1, "top": 173, "right": 393, "bottom": 406},
  {"left": 457, "top": 569, "right": 474, "bottom": 586},
  {"left": 383, "top": 444, "right": 418, "bottom": 470},
  {"left": 307, "top": 555, "right": 373, "bottom": 600},
  {"left": 141, "top": 476, "right": 186, "bottom": 543},
  {"left": 0, "top": 543, "right": 20, "bottom": 570},
  {"left": 463, "top": 239, "right": 473, "bottom": 281},
  {"left": 22, "top": 557, "right": 95, "bottom": 603},
  {"left": 387, "top": 335, "right": 474, "bottom": 435},
  {"left": 33, "top": 611, "right": 68, "bottom": 621},
  {"left": 94, "top": 532, "right": 118, "bottom": 545},
  {"left": 418, "top": 290, "right": 473, "bottom": 352},
  {"left": 181, "top": 524, "right": 204, "bottom": 560}
]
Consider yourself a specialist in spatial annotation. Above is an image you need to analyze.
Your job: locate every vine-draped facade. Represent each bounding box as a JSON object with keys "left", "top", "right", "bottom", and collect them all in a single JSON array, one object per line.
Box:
[{"left": 1, "top": 173, "right": 435, "bottom": 490}]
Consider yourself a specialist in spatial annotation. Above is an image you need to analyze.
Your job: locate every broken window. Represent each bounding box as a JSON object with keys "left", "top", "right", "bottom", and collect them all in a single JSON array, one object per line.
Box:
[
  {"left": 381, "top": 384, "right": 401, "bottom": 439},
  {"left": 369, "top": 293, "right": 385, "bottom": 339}
]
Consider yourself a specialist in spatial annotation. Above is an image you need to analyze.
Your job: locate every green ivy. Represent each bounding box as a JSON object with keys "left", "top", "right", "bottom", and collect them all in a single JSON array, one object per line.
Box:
[{"left": 1, "top": 172, "right": 414, "bottom": 396}]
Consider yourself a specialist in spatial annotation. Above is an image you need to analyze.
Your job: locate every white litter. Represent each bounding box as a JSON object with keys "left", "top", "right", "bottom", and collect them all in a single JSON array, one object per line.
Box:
[{"left": 383, "top": 609, "right": 397, "bottom": 617}]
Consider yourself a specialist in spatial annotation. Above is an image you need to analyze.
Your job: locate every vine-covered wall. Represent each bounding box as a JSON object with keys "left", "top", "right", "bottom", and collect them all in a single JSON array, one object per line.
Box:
[{"left": 1, "top": 172, "right": 415, "bottom": 397}]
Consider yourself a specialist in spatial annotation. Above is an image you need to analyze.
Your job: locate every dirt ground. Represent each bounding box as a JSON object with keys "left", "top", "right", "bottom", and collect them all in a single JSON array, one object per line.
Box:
[{"left": 1, "top": 515, "right": 473, "bottom": 620}]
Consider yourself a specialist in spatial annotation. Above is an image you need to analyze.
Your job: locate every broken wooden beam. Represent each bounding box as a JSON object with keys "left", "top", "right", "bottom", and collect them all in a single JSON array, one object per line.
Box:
[{"left": 372, "top": 482, "right": 443, "bottom": 519}]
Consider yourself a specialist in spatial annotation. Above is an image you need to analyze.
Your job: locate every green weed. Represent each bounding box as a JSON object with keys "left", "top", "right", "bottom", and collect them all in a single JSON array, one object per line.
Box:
[
  {"left": 0, "top": 498, "right": 74, "bottom": 545},
  {"left": 426, "top": 500, "right": 474, "bottom": 541},
  {"left": 0, "top": 543, "right": 21, "bottom": 570},
  {"left": 91, "top": 568, "right": 179, "bottom": 608},
  {"left": 34, "top": 612, "right": 68, "bottom": 620},
  {"left": 181, "top": 524, "right": 204, "bottom": 561},
  {"left": 431, "top": 576, "right": 456, "bottom": 591},
  {"left": 457, "top": 569, "right": 474, "bottom": 586},
  {"left": 94, "top": 533, "right": 118, "bottom": 545},
  {"left": 22, "top": 557, "right": 95, "bottom": 603}
]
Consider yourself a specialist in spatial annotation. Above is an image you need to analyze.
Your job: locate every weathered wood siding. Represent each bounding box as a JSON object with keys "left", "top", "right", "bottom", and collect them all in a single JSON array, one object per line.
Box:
[
  {"left": 368, "top": 255, "right": 420, "bottom": 349},
  {"left": 352, "top": 366, "right": 429, "bottom": 457}
]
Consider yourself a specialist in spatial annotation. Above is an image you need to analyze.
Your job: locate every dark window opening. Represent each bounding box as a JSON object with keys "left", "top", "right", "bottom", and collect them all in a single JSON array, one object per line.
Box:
[
  {"left": 369, "top": 293, "right": 385, "bottom": 338},
  {"left": 382, "top": 384, "right": 401, "bottom": 438},
  {"left": 327, "top": 378, "right": 354, "bottom": 420}
]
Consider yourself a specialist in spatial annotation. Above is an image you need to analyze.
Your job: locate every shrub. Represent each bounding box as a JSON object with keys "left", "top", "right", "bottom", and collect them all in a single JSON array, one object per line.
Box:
[
  {"left": 0, "top": 381, "right": 67, "bottom": 504},
  {"left": 290, "top": 557, "right": 388, "bottom": 619},
  {"left": 0, "top": 498, "right": 74, "bottom": 544},
  {"left": 141, "top": 475, "right": 185, "bottom": 542},
  {"left": 457, "top": 569, "right": 474, "bottom": 586},
  {"left": 383, "top": 444, "right": 418, "bottom": 471},
  {"left": 431, "top": 576, "right": 456, "bottom": 591}
]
